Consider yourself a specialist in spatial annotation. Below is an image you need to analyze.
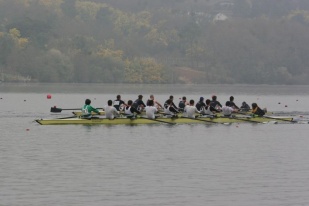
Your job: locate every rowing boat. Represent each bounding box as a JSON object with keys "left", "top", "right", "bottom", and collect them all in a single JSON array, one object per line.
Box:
[{"left": 36, "top": 115, "right": 294, "bottom": 125}]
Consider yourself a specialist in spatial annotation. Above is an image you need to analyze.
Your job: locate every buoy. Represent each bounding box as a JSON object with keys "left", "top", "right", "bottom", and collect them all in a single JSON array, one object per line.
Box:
[
  {"left": 47, "top": 94, "right": 52, "bottom": 99},
  {"left": 285, "top": 105, "right": 288, "bottom": 107},
  {"left": 26, "top": 129, "right": 30, "bottom": 131},
  {"left": 278, "top": 102, "right": 281, "bottom": 104}
]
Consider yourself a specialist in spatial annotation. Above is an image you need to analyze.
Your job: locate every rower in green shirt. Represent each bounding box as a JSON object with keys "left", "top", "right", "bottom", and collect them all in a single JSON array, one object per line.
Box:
[{"left": 82, "top": 99, "right": 100, "bottom": 117}]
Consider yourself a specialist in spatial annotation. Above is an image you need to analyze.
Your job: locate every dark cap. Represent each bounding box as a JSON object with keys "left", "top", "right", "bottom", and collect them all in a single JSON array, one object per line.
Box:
[
  {"left": 138, "top": 94, "right": 143, "bottom": 98},
  {"left": 200, "top": 97, "right": 204, "bottom": 101}
]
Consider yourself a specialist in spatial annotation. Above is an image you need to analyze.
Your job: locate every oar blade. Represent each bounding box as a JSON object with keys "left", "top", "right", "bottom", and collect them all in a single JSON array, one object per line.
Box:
[
  {"left": 50, "top": 107, "right": 62, "bottom": 113},
  {"left": 50, "top": 107, "right": 84, "bottom": 113}
]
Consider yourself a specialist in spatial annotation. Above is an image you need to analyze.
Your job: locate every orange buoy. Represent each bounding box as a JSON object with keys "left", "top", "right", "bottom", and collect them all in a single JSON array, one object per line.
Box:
[{"left": 47, "top": 94, "right": 52, "bottom": 99}]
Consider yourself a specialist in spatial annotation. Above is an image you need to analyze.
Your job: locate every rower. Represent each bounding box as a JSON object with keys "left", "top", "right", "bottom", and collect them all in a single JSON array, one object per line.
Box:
[
  {"left": 146, "top": 94, "right": 163, "bottom": 110},
  {"left": 251, "top": 103, "right": 266, "bottom": 116},
  {"left": 229, "top": 96, "right": 239, "bottom": 109},
  {"left": 222, "top": 101, "right": 238, "bottom": 117},
  {"left": 201, "top": 99, "right": 219, "bottom": 115},
  {"left": 81, "top": 99, "right": 100, "bottom": 118},
  {"left": 178, "top": 96, "right": 188, "bottom": 112},
  {"left": 113, "top": 94, "right": 127, "bottom": 111},
  {"left": 164, "top": 95, "right": 178, "bottom": 111},
  {"left": 145, "top": 99, "right": 158, "bottom": 119},
  {"left": 132, "top": 94, "right": 146, "bottom": 111},
  {"left": 104, "top": 100, "right": 120, "bottom": 119},
  {"left": 195, "top": 97, "right": 206, "bottom": 111},
  {"left": 184, "top": 99, "right": 200, "bottom": 119},
  {"left": 240, "top": 101, "right": 250, "bottom": 112},
  {"left": 164, "top": 99, "right": 179, "bottom": 117},
  {"left": 124, "top": 100, "right": 141, "bottom": 118},
  {"left": 210, "top": 95, "right": 222, "bottom": 111}
]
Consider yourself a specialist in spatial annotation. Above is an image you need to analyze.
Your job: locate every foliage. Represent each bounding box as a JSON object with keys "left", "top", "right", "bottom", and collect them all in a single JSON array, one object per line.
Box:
[
  {"left": 124, "top": 58, "right": 165, "bottom": 83},
  {"left": 1, "top": 0, "right": 309, "bottom": 84}
]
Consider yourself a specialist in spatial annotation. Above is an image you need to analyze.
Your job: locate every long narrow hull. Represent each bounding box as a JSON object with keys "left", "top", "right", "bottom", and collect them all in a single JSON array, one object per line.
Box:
[{"left": 36, "top": 115, "right": 294, "bottom": 125}]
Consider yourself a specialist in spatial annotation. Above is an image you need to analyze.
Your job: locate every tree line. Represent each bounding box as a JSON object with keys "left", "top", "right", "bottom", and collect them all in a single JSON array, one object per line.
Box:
[{"left": 1, "top": 0, "right": 309, "bottom": 84}]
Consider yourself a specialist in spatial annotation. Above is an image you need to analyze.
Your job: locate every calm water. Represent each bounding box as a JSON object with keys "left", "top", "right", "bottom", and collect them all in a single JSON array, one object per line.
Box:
[{"left": 1, "top": 83, "right": 309, "bottom": 206}]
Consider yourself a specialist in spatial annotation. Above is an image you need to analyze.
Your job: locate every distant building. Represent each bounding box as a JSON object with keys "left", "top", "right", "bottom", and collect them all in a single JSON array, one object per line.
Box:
[{"left": 213, "top": 13, "right": 228, "bottom": 22}]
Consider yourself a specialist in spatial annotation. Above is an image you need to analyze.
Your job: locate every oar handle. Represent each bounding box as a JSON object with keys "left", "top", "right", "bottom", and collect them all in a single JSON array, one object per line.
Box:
[{"left": 50, "top": 107, "right": 103, "bottom": 113}]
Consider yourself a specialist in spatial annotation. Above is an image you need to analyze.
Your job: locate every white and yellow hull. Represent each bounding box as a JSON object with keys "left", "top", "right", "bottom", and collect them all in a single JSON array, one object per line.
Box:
[{"left": 36, "top": 115, "right": 294, "bottom": 125}]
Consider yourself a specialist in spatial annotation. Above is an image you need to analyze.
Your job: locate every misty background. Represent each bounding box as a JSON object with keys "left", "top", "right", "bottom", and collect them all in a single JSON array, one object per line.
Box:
[{"left": 1, "top": 0, "right": 309, "bottom": 84}]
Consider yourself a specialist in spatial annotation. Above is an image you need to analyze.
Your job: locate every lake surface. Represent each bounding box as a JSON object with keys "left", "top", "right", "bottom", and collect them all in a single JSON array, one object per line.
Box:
[{"left": 1, "top": 83, "right": 309, "bottom": 206}]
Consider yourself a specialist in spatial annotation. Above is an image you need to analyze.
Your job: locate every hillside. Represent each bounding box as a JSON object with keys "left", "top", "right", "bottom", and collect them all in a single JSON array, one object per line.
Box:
[{"left": 1, "top": 0, "right": 309, "bottom": 84}]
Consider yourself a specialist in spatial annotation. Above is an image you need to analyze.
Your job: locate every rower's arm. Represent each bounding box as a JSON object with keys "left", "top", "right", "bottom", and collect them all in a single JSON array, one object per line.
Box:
[
  {"left": 131, "top": 107, "right": 141, "bottom": 114},
  {"left": 170, "top": 106, "right": 179, "bottom": 113},
  {"left": 155, "top": 101, "right": 163, "bottom": 108}
]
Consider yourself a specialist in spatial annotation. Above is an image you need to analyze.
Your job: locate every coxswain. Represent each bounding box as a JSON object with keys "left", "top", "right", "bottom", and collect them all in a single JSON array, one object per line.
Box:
[{"left": 251, "top": 103, "right": 265, "bottom": 116}]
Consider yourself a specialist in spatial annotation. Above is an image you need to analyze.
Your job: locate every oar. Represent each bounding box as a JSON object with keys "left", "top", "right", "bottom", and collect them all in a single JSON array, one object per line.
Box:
[
  {"left": 232, "top": 116, "right": 261, "bottom": 123},
  {"left": 238, "top": 111, "right": 294, "bottom": 123},
  {"left": 51, "top": 107, "right": 79, "bottom": 113},
  {"left": 138, "top": 116, "right": 176, "bottom": 125},
  {"left": 216, "top": 114, "right": 261, "bottom": 123},
  {"left": 50, "top": 107, "right": 103, "bottom": 113},
  {"left": 261, "top": 115, "right": 295, "bottom": 123},
  {"left": 55, "top": 115, "right": 79, "bottom": 119},
  {"left": 181, "top": 116, "right": 217, "bottom": 124}
]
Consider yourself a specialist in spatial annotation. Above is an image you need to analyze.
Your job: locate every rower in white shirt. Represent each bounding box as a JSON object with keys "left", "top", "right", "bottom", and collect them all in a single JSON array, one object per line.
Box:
[
  {"left": 147, "top": 94, "right": 163, "bottom": 110},
  {"left": 184, "top": 99, "right": 200, "bottom": 119},
  {"left": 145, "top": 99, "right": 158, "bottom": 119},
  {"left": 222, "top": 101, "right": 238, "bottom": 117},
  {"left": 104, "top": 100, "right": 120, "bottom": 119}
]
